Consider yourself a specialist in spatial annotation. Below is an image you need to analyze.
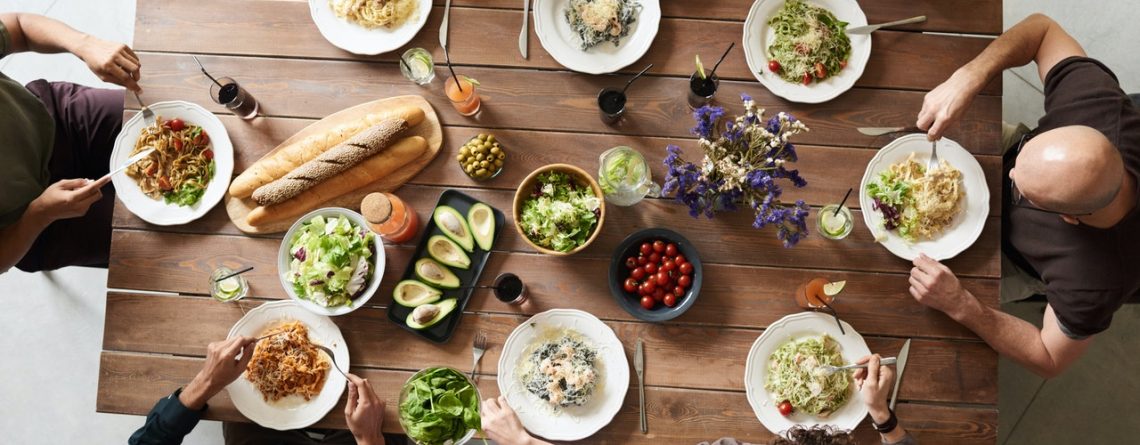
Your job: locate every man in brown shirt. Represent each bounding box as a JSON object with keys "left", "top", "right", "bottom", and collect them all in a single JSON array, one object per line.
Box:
[{"left": 906, "top": 13, "right": 1139, "bottom": 378}]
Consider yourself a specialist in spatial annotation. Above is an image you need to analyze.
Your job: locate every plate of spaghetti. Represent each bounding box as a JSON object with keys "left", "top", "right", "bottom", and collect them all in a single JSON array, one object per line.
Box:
[
  {"left": 226, "top": 300, "right": 349, "bottom": 430},
  {"left": 310, "top": 0, "right": 432, "bottom": 55},
  {"left": 111, "top": 101, "right": 233, "bottom": 225}
]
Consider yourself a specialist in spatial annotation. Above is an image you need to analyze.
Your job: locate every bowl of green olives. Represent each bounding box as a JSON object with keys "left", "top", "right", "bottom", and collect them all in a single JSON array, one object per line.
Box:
[{"left": 456, "top": 134, "right": 506, "bottom": 181}]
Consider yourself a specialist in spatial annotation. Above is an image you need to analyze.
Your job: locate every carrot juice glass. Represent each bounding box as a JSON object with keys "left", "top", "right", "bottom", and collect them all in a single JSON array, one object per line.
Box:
[{"left": 445, "top": 75, "right": 481, "bottom": 116}]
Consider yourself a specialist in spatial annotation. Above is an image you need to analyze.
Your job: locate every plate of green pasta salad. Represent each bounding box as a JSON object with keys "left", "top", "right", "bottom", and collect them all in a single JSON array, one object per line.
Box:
[
  {"left": 743, "top": 0, "right": 870, "bottom": 103},
  {"left": 533, "top": 0, "right": 661, "bottom": 74},
  {"left": 744, "top": 312, "right": 871, "bottom": 435}
]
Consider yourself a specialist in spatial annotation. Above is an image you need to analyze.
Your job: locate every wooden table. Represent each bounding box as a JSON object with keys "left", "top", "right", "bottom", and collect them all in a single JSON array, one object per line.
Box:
[{"left": 99, "top": 1, "right": 1003, "bottom": 443}]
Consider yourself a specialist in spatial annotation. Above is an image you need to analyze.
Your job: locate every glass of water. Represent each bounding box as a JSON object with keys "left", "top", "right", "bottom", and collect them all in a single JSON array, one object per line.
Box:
[{"left": 400, "top": 48, "right": 435, "bottom": 85}]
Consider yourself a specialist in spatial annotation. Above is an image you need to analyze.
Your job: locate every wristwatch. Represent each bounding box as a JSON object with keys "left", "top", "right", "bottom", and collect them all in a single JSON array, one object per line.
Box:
[{"left": 872, "top": 409, "right": 899, "bottom": 434}]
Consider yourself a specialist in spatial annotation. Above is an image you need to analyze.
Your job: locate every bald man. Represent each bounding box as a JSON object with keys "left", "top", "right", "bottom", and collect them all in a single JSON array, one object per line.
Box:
[{"left": 906, "top": 14, "right": 1140, "bottom": 378}]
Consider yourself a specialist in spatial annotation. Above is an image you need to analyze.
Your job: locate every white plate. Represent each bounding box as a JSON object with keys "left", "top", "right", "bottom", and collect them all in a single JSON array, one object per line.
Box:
[
  {"left": 745, "top": 312, "right": 870, "bottom": 435},
  {"left": 859, "top": 134, "right": 990, "bottom": 261},
  {"left": 497, "top": 309, "right": 630, "bottom": 441},
  {"left": 226, "top": 300, "right": 349, "bottom": 431},
  {"left": 278, "top": 208, "right": 386, "bottom": 316},
  {"left": 309, "top": 0, "right": 432, "bottom": 55},
  {"left": 743, "top": 0, "right": 870, "bottom": 103},
  {"left": 110, "top": 101, "right": 233, "bottom": 226},
  {"left": 533, "top": 0, "right": 661, "bottom": 74}
]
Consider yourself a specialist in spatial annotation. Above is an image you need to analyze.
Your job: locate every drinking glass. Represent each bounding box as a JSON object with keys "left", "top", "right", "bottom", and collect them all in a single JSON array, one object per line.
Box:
[
  {"left": 445, "top": 75, "right": 481, "bottom": 116},
  {"left": 209, "top": 77, "right": 259, "bottom": 120},
  {"left": 400, "top": 48, "right": 435, "bottom": 85},
  {"left": 687, "top": 72, "right": 719, "bottom": 109},
  {"left": 598, "top": 146, "right": 661, "bottom": 206},
  {"left": 818, "top": 204, "right": 854, "bottom": 240},
  {"left": 597, "top": 88, "right": 626, "bottom": 124}
]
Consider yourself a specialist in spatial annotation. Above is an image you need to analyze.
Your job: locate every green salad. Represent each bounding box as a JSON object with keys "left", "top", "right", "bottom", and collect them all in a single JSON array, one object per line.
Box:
[
  {"left": 519, "top": 171, "right": 602, "bottom": 252},
  {"left": 284, "top": 214, "right": 375, "bottom": 308},
  {"left": 399, "top": 367, "right": 482, "bottom": 445},
  {"left": 764, "top": 335, "right": 851, "bottom": 416},
  {"left": 767, "top": 0, "right": 851, "bottom": 84}
]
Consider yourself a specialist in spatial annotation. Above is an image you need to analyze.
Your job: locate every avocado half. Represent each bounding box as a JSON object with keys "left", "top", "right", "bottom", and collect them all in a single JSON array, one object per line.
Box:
[
  {"left": 467, "top": 203, "right": 496, "bottom": 251},
  {"left": 433, "top": 206, "right": 474, "bottom": 252},
  {"left": 414, "top": 258, "right": 461, "bottom": 289},
  {"left": 406, "top": 299, "right": 458, "bottom": 330},
  {"left": 427, "top": 235, "right": 471, "bottom": 270},
  {"left": 392, "top": 279, "right": 442, "bottom": 307}
]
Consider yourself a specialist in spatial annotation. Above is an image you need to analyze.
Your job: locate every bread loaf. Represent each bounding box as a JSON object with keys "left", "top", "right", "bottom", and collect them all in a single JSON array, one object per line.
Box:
[
  {"left": 251, "top": 119, "right": 408, "bottom": 206},
  {"left": 245, "top": 136, "right": 428, "bottom": 227},
  {"left": 229, "top": 105, "right": 426, "bottom": 198}
]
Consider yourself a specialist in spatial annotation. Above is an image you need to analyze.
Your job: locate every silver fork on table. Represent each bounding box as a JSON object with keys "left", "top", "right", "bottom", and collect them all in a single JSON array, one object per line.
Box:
[
  {"left": 816, "top": 356, "right": 897, "bottom": 376},
  {"left": 133, "top": 91, "right": 156, "bottom": 126},
  {"left": 470, "top": 332, "right": 487, "bottom": 381}
]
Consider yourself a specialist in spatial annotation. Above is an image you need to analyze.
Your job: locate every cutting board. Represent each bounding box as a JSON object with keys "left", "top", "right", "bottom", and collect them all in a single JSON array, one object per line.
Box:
[{"left": 224, "top": 95, "right": 442, "bottom": 234}]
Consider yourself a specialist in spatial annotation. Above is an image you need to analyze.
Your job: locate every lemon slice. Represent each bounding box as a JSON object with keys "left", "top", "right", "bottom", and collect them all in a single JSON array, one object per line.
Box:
[
  {"left": 823, "top": 280, "right": 846, "bottom": 296},
  {"left": 219, "top": 276, "right": 241, "bottom": 294},
  {"left": 695, "top": 54, "right": 707, "bottom": 79}
]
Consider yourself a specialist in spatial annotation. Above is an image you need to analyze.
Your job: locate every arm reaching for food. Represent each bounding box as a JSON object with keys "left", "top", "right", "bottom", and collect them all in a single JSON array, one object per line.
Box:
[
  {"left": 908, "top": 254, "right": 1091, "bottom": 378},
  {"left": 0, "top": 179, "right": 103, "bottom": 273},
  {"left": 917, "top": 13, "right": 1085, "bottom": 139},
  {"left": 345, "top": 373, "right": 387, "bottom": 445},
  {"left": 481, "top": 396, "right": 553, "bottom": 445},
  {"left": 853, "top": 354, "right": 914, "bottom": 445},
  {"left": 0, "top": 12, "right": 141, "bottom": 91}
]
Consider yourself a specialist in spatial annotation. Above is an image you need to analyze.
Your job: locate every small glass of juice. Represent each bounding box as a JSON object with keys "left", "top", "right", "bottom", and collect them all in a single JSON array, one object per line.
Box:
[
  {"left": 361, "top": 192, "right": 420, "bottom": 244},
  {"left": 818, "top": 204, "right": 854, "bottom": 240},
  {"left": 400, "top": 48, "right": 435, "bottom": 85},
  {"left": 445, "top": 75, "right": 481, "bottom": 116},
  {"left": 210, "top": 267, "right": 249, "bottom": 302}
]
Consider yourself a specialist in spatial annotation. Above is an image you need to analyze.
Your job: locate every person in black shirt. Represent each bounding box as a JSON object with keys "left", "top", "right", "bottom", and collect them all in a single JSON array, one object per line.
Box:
[{"left": 906, "top": 13, "right": 1140, "bottom": 378}]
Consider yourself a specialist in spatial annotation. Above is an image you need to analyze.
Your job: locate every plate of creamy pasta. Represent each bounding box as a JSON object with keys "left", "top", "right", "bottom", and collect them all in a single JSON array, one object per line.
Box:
[
  {"left": 533, "top": 0, "right": 661, "bottom": 74},
  {"left": 859, "top": 134, "right": 989, "bottom": 261},
  {"left": 496, "top": 309, "right": 628, "bottom": 441},
  {"left": 111, "top": 101, "right": 233, "bottom": 225},
  {"left": 310, "top": 0, "right": 432, "bottom": 55},
  {"left": 226, "top": 300, "right": 349, "bottom": 431}
]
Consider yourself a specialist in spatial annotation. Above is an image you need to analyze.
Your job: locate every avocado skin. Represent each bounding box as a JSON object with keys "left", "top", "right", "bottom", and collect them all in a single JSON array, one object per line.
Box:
[{"left": 468, "top": 203, "right": 496, "bottom": 251}]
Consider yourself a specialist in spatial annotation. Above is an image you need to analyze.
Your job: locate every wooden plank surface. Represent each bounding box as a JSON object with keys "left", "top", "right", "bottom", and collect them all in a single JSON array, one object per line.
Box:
[{"left": 99, "top": 352, "right": 998, "bottom": 444}]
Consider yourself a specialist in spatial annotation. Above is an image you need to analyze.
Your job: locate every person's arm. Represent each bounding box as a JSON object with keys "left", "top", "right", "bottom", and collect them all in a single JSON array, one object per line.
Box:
[
  {"left": 0, "top": 178, "right": 103, "bottom": 273},
  {"left": 344, "top": 373, "right": 387, "bottom": 445},
  {"left": 0, "top": 12, "right": 140, "bottom": 90},
  {"left": 481, "top": 396, "right": 553, "bottom": 445},
  {"left": 909, "top": 255, "right": 1091, "bottom": 378},
  {"left": 853, "top": 355, "right": 913, "bottom": 445},
  {"left": 917, "top": 13, "right": 1086, "bottom": 139},
  {"left": 129, "top": 336, "right": 256, "bottom": 445}
]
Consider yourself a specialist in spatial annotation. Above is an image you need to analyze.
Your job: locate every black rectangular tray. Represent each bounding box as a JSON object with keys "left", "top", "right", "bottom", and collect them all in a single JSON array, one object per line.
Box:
[{"left": 386, "top": 189, "right": 505, "bottom": 343}]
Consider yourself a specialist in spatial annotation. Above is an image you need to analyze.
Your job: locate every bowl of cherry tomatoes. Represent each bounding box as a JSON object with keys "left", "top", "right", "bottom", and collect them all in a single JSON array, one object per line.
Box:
[{"left": 608, "top": 228, "right": 702, "bottom": 322}]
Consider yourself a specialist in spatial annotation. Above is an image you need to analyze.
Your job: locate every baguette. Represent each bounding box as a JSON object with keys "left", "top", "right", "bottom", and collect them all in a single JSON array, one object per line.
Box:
[
  {"left": 246, "top": 136, "right": 428, "bottom": 227},
  {"left": 229, "top": 105, "right": 426, "bottom": 198},
  {"left": 251, "top": 119, "right": 408, "bottom": 206}
]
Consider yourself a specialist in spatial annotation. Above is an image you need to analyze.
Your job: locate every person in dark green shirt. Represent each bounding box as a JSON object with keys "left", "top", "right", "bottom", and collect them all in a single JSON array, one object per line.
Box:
[{"left": 0, "top": 13, "right": 142, "bottom": 273}]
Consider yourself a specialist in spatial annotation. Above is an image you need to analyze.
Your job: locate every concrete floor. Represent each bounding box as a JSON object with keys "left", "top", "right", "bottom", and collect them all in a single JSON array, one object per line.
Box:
[{"left": 1, "top": 0, "right": 1138, "bottom": 444}]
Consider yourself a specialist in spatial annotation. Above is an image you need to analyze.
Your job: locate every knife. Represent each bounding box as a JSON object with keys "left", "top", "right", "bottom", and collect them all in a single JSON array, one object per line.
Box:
[
  {"left": 93, "top": 147, "right": 155, "bottom": 188},
  {"left": 889, "top": 339, "right": 911, "bottom": 410},
  {"left": 846, "top": 16, "right": 927, "bottom": 35},
  {"left": 519, "top": 0, "right": 530, "bottom": 59},
  {"left": 635, "top": 339, "right": 646, "bottom": 433},
  {"left": 439, "top": 0, "right": 452, "bottom": 51},
  {"left": 857, "top": 126, "right": 922, "bottom": 136}
]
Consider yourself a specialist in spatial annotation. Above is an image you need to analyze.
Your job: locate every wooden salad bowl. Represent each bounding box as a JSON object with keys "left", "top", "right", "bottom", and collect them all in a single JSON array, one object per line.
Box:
[{"left": 512, "top": 164, "right": 606, "bottom": 256}]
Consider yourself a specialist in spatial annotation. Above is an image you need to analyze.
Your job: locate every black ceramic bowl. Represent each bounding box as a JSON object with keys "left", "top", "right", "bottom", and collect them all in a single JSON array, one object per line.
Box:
[{"left": 608, "top": 228, "right": 702, "bottom": 322}]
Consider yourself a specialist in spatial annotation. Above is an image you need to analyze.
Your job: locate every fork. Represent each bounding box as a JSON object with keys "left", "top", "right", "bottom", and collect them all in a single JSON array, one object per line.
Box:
[
  {"left": 133, "top": 91, "right": 156, "bottom": 126},
  {"left": 927, "top": 138, "right": 940, "bottom": 171},
  {"left": 314, "top": 344, "right": 349, "bottom": 379},
  {"left": 816, "top": 357, "right": 897, "bottom": 376},
  {"left": 470, "top": 332, "right": 487, "bottom": 381}
]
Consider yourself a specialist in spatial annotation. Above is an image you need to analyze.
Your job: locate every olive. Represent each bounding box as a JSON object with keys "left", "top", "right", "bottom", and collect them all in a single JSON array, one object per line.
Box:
[
  {"left": 494, "top": 159, "right": 503, "bottom": 168},
  {"left": 486, "top": 135, "right": 496, "bottom": 144},
  {"left": 497, "top": 152, "right": 506, "bottom": 160},
  {"left": 476, "top": 168, "right": 488, "bottom": 176},
  {"left": 479, "top": 160, "right": 489, "bottom": 168},
  {"left": 456, "top": 154, "right": 465, "bottom": 162},
  {"left": 465, "top": 164, "right": 474, "bottom": 173},
  {"left": 477, "top": 133, "right": 487, "bottom": 141},
  {"left": 490, "top": 146, "right": 501, "bottom": 155},
  {"left": 475, "top": 153, "right": 485, "bottom": 161}
]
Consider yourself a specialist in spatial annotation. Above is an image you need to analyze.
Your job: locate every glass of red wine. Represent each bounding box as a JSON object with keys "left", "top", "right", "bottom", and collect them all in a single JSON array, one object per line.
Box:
[
  {"left": 209, "top": 77, "right": 259, "bottom": 120},
  {"left": 597, "top": 88, "right": 627, "bottom": 124}
]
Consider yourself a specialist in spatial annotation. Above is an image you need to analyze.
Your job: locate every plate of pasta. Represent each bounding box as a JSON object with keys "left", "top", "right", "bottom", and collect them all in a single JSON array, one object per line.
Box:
[
  {"left": 744, "top": 312, "right": 870, "bottom": 435},
  {"left": 533, "top": 0, "right": 661, "bottom": 74},
  {"left": 226, "top": 300, "right": 349, "bottom": 431},
  {"left": 496, "top": 309, "right": 628, "bottom": 441},
  {"left": 110, "top": 101, "right": 233, "bottom": 225},
  {"left": 859, "top": 134, "right": 989, "bottom": 261},
  {"left": 310, "top": 0, "right": 433, "bottom": 55}
]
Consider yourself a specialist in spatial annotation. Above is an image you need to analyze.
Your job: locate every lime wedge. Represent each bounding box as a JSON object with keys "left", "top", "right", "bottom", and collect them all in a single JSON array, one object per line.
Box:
[
  {"left": 695, "top": 54, "right": 707, "bottom": 79},
  {"left": 219, "top": 277, "right": 241, "bottom": 294},
  {"left": 820, "top": 209, "right": 848, "bottom": 236},
  {"left": 463, "top": 75, "right": 481, "bottom": 86},
  {"left": 823, "top": 280, "right": 846, "bottom": 296}
]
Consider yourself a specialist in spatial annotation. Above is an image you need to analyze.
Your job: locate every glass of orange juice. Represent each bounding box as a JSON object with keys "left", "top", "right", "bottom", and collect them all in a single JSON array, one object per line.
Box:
[
  {"left": 794, "top": 278, "right": 846, "bottom": 309},
  {"left": 445, "top": 75, "right": 481, "bottom": 116}
]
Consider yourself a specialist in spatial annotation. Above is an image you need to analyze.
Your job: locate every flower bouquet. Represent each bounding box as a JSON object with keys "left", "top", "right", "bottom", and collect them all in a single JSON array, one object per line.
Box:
[{"left": 663, "top": 94, "right": 811, "bottom": 247}]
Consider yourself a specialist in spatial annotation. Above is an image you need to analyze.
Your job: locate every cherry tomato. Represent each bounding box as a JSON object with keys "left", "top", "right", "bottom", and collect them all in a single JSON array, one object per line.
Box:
[
  {"left": 679, "top": 275, "right": 692, "bottom": 289},
  {"left": 625, "top": 257, "right": 638, "bottom": 269},
  {"left": 653, "top": 288, "right": 666, "bottom": 302},
  {"left": 195, "top": 131, "right": 210, "bottom": 145},
  {"left": 778, "top": 400, "right": 793, "bottom": 416},
  {"left": 665, "top": 243, "right": 678, "bottom": 256},
  {"left": 674, "top": 286, "right": 685, "bottom": 297},
  {"left": 640, "top": 296, "right": 655, "bottom": 310},
  {"left": 675, "top": 254, "right": 687, "bottom": 265},
  {"left": 624, "top": 278, "right": 638, "bottom": 293},
  {"left": 663, "top": 294, "right": 677, "bottom": 307},
  {"left": 801, "top": 72, "right": 812, "bottom": 85},
  {"left": 168, "top": 118, "right": 185, "bottom": 131},
  {"left": 631, "top": 267, "right": 646, "bottom": 280},
  {"left": 145, "top": 164, "right": 157, "bottom": 177},
  {"left": 813, "top": 62, "right": 827, "bottom": 79},
  {"left": 662, "top": 259, "right": 676, "bottom": 272},
  {"left": 652, "top": 240, "right": 665, "bottom": 253},
  {"left": 768, "top": 60, "right": 781, "bottom": 72},
  {"left": 638, "top": 256, "right": 649, "bottom": 266},
  {"left": 643, "top": 280, "right": 656, "bottom": 293},
  {"left": 679, "top": 262, "right": 694, "bottom": 275},
  {"left": 157, "top": 176, "right": 172, "bottom": 191},
  {"left": 840, "top": 60, "right": 848, "bottom": 69},
  {"left": 656, "top": 271, "right": 670, "bottom": 286},
  {"left": 649, "top": 252, "right": 661, "bottom": 264},
  {"left": 203, "top": 149, "right": 214, "bottom": 161},
  {"left": 640, "top": 243, "right": 652, "bottom": 255},
  {"left": 173, "top": 138, "right": 184, "bottom": 151}
]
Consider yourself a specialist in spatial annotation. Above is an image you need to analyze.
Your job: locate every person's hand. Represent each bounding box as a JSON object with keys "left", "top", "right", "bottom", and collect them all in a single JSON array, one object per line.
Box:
[
  {"left": 27, "top": 178, "right": 104, "bottom": 223},
  {"left": 481, "top": 396, "right": 538, "bottom": 445},
  {"left": 345, "top": 373, "right": 385, "bottom": 445},
  {"left": 179, "top": 336, "right": 257, "bottom": 410},
  {"left": 74, "top": 35, "right": 141, "bottom": 92},
  {"left": 853, "top": 354, "right": 894, "bottom": 424},
  {"left": 916, "top": 66, "right": 987, "bottom": 140},
  {"left": 909, "top": 253, "right": 971, "bottom": 320}
]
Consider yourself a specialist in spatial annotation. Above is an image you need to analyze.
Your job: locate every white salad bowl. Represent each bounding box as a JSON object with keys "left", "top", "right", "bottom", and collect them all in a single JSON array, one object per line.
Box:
[{"left": 278, "top": 207, "right": 386, "bottom": 316}]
